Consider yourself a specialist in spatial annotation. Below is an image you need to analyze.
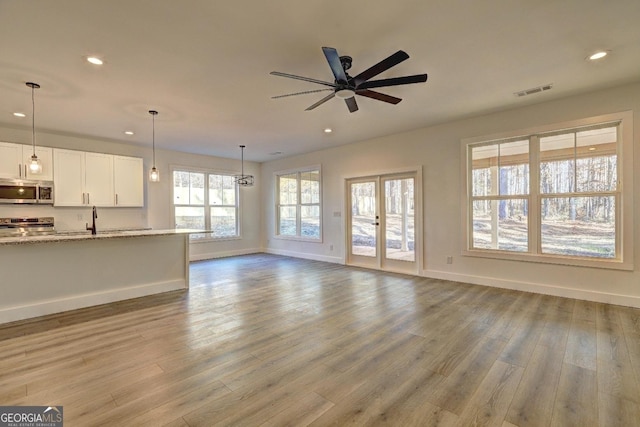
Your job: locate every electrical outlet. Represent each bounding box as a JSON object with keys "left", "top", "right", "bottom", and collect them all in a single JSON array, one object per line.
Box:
[
  {"left": 330, "top": 244, "right": 334, "bottom": 251},
  {"left": 446, "top": 256, "right": 453, "bottom": 264},
  {"left": 77, "top": 214, "right": 83, "bottom": 221}
]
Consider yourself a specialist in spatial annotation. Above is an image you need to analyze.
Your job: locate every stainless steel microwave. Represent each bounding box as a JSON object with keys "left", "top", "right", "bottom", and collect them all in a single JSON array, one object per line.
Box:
[{"left": 0, "top": 179, "right": 54, "bottom": 204}]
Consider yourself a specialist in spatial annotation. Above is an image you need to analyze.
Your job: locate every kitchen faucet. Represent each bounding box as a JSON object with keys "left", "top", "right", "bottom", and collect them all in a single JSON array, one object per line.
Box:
[{"left": 86, "top": 206, "right": 97, "bottom": 235}]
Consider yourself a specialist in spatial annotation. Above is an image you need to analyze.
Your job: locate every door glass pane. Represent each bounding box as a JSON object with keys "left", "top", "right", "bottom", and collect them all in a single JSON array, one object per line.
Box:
[
  {"left": 351, "top": 182, "right": 376, "bottom": 257},
  {"left": 385, "top": 178, "right": 415, "bottom": 262}
]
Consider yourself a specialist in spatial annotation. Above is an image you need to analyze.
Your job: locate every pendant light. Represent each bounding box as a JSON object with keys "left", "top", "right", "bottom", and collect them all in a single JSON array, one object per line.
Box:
[
  {"left": 234, "top": 145, "right": 254, "bottom": 187},
  {"left": 148, "top": 110, "right": 159, "bottom": 182},
  {"left": 26, "top": 82, "right": 42, "bottom": 174}
]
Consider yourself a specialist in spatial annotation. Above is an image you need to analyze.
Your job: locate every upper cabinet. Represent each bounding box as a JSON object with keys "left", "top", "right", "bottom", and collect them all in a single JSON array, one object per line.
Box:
[
  {"left": 54, "top": 148, "right": 143, "bottom": 207},
  {"left": 84, "top": 152, "right": 115, "bottom": 207},
  {"left": 113, "top": 155, "right": 143, "bottom": 207},
  {"left": 0, "top": 141, "right": 53, "bottom": 181},
  {"left": 53, "top": 149, "right": 84, "bottom": 206}
]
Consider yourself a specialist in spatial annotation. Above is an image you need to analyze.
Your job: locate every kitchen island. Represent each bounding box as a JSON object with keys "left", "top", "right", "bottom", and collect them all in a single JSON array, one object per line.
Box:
[{"left": 0, "top": 229, "right": 198, "bottom": 324}]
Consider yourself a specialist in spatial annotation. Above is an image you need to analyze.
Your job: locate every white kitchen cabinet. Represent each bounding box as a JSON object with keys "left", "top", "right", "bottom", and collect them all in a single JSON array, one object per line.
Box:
[
  {"left": 53, "top": 149, "right": 85, "bottom": 206},
  {"left": 0, "top": 142, "right": 22, "bottom": 179},
  {"left": 53, "top": 149, "right": 114, "bottom": 207},
  {"left": 84, "top": 152, "right": 114, "bottom": 206},
  {"left": 0, "top": 141, "right": 53, "bottom": 181},
  {"left": 113, "top": 155, "right": 143, "bottom": 207}
]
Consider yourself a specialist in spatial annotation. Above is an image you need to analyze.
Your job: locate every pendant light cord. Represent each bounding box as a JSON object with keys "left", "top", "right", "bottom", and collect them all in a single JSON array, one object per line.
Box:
[
  {"left": 31, "top": 84, "right": 36, "bottom": 156},
  {"left": 152, "top": 113, "right": 156, "bottom": 167}
]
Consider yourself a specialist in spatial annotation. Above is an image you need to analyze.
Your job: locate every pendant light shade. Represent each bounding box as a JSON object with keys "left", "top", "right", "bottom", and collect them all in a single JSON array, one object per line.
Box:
[
  {"left": 148, "top": 110, "right": 159, "bottom": 182},
  {"left": 234, "top": 145, "right": 254, "bottom": 187},
  {"left": 26, "top": 82, "right": 42, "bottom": 175}
]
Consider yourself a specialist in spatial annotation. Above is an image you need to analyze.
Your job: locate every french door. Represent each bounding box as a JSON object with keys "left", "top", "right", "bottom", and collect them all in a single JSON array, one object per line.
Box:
[{"left": 346, "top": 172, "right": 419, "bottom": 274}]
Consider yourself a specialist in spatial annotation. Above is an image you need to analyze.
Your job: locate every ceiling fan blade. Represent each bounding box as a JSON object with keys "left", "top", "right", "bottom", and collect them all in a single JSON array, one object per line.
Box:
[
  {"left": 353, "top": 50, "right": 409, "bottom": 84},
  {"left": 322, "top": 47, "right": 348, "bottom": 83},
  {"left": 356, "top": 89, "right": 402, "bottom": 105},
  {"left": 357, "top": 74, "right": 428, "bottom": 90},
  {"left": 270, "top": 71, "right": 336, "bottom": 88},
  {"left": 345, "top": 97, "right": 358, "bottom": 113},
  {"left": 272, "top": 88, "right": 334, "bottom": 99},
  {"left": 305, "top": 92, "right": 336, "bottom": 111}
]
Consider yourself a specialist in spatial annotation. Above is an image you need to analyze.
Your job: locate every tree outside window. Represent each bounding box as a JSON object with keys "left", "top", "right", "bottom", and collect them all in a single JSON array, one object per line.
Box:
[
  {"left": 173, "top": 170, "right": 239, "bottom": 239},
  {"left": 276, "top": 168, "right": 321, "bottom": 240},
  {"left": 467, "top": 122, "right": 621, "bottom": 262}
]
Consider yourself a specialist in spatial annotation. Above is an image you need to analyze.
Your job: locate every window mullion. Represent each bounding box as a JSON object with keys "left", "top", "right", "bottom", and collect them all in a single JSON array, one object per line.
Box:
[
  {"left": 204, "top": 172, "right": 211, "bottom": 231},
  {"left": 529, "top": 135, "right": 540, "bottom": 254},
  {"left": 296, "top": 172, "right": 302, "bottom": 236}
]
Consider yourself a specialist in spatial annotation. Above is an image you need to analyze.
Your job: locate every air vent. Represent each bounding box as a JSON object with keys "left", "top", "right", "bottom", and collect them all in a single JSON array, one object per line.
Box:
[{"left": 514, "top": 83, "right": 553, "bottom": 97}]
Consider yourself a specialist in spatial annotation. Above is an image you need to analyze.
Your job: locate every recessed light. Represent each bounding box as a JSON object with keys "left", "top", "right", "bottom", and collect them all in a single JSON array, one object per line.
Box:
[
  {"left": 13, "top": 112, "right": 26, "bottom": 118},
  {"left": 269, "top": 151, "right": 283, "bottom": 156},
  {"left": 324, "top": 128, "right": 332, "bottom": 133},
  {"left": 589, "top": 147, "right": 596, "bottom": 151},
  {"left": 588, "top": 51, "right": 608, "bottom": 61},
  {"left": 87, "top": 56, "right": 104, "bottom": 65},
  {"left": 124, "top": 131, "right": 134, "bottom": 136}
]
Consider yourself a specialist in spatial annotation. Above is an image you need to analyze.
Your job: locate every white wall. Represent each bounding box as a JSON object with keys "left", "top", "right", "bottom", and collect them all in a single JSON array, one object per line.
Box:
[
  {"left": 0, "top": 127, "right": 262, "bottom": 258},
  {"left": 261, "top": 81, "right": 640, "bottom": 308}
]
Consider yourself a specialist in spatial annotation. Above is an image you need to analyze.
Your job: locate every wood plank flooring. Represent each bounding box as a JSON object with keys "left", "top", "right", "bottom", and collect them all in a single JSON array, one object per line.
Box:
[{"left": 1, "top": 253, "right": 639, "bottom": 426}]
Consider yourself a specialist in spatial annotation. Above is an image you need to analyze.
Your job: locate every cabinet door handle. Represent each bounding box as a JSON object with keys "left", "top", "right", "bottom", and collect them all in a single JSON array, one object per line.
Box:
[
  {"left": 87, "top": 193, "right": 90, "bottom": 204},
  {"left": 24, "top": 164, "right": 27, "bottom": 177},
  {"left": 115, "top": 194, "right": 118, "bottom": 205},
  {"left": 18, "top": 164, "right": 22, "bottom": 177},
  {"left": 82, "top": 193, "right": 86, "bottom": 204}
]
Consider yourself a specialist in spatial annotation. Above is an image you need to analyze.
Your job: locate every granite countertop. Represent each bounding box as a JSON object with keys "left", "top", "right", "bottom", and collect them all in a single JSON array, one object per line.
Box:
[{"left": 0, "top": 229, "right": 205, "bottom": 246}]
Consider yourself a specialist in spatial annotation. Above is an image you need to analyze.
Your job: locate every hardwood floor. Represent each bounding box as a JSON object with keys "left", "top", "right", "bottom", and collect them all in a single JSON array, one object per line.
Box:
[{"left": 1, "top": 254, "right": 639, "bottom": 426}]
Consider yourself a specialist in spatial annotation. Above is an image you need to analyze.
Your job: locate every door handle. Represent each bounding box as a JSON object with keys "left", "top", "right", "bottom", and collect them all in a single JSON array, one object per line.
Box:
[{"left": 371, "top": 222, "right": 380, "bottom": 226}]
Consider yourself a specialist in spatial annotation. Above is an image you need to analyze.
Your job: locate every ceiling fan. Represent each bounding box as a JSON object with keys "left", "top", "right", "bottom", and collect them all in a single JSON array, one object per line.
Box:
[{"left": 270, "top": 47, "right": 428, "bottom": 113}]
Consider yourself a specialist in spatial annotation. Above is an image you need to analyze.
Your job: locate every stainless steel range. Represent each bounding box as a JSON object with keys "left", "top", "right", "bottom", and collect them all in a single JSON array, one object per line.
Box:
[{"left": 0, "top": 217, "right": 55, "bottom": 237}]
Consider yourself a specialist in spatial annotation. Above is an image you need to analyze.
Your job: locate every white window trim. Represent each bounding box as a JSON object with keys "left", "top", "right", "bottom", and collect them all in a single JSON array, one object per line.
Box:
[
  {"left": 274, "top": 164, "right": 322, "bottom": 242},
  {"left": 460, "top": 111, "right": 633, "bottom": 270},
  {"left": 170, "top": 164, "right": 242, "bottom": 242}
]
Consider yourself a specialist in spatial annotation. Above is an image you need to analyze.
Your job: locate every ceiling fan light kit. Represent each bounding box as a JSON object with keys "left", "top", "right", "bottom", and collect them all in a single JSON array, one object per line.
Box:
[{"left": 271, "top": 46, "right": 428, "bottom": 113}]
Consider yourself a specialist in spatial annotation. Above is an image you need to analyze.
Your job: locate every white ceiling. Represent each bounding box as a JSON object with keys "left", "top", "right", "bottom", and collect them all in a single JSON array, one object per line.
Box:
[{"left": 1, "top": 0, "right": 639, "bottom": 162}]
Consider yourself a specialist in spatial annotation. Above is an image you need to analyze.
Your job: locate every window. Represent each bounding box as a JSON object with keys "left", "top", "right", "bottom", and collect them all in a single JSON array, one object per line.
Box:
[
  {"left": 462, "top": 112, "right": 633, "bottom": 269},
  {"left": 276, "top": 167, "right": 321, "bottom": 240},
  {"left": 173, "top": 169, "right": 239, "bottom": 239}
]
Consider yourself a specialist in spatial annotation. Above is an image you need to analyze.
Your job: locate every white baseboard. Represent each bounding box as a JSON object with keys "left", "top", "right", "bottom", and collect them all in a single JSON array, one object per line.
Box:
[
  {"left": 265, "top": 248, "right": 343, "bottom": 264},
  {"left": 423, "top": 269, "right": 640, "bottom": 308},
  {"left": 0, "top": 279, "right": 186, "bottom": 325},
  {"left": 189, "top": 248, "right": 262, "bottom": 261}
]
